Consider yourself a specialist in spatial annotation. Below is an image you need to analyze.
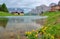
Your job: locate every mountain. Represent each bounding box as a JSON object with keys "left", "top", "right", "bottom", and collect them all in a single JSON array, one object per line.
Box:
[
  {"left": 28, "top": 5, "right": 50, "bottom": 15},
  {"left": 8, "top": 8, "right": 24, "bottom": 13},
  {"left": 49, "top": 3, "right": 57, "bottom": 6},
  {"left": 58, "top": 1, "right": 60, "bottom": 6}
]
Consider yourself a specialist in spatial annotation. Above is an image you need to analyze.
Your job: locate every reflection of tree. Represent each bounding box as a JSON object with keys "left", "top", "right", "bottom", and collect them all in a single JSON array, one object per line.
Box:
[{"left": 0, "top": 18, "right": 8, "bottom": 28}]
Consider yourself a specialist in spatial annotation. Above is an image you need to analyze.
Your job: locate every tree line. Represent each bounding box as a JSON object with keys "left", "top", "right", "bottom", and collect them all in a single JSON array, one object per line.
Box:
[{"left": 0, "top": 3, "right": 9, "bottom": 12}]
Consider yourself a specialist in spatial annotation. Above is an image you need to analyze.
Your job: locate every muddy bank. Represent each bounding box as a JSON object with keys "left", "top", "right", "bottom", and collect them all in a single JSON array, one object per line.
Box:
[{"left": 0, "top": 30, "right": 26, "bottom": 39}]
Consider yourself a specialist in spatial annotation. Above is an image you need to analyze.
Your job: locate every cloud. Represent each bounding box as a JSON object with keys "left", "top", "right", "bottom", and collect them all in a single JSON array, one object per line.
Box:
[
  {"left": 0, "top": 0, "right": 59, "bottom": 12},
  {"left": 0, "top": 0, "right": 59, "bottom": 8}
]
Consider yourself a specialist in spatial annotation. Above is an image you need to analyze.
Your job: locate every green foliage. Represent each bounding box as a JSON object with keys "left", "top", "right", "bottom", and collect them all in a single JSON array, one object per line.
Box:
[
  {"left": 41, "top": 11, "right": 60, "bottom": 39},
  {"left": 0, "top": 3, "right": 9, "bottom": 12}
]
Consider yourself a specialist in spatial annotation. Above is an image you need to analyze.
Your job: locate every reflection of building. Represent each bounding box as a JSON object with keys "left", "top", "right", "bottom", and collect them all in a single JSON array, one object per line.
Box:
[
  {"left": 50, "top": 1, "right": 60, "bottom": 11},
  {"left": 12, "top": 11, "right": 24, "bottom": 16}
]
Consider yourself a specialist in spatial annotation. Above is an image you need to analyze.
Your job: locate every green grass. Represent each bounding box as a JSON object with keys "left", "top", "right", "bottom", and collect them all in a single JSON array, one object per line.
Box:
[
  {"left": 24, "top": 11, "right": 60, "bottom": 39},
  {"left": 43, "top": 11, "right": 60, "bottom": 25},
  {"left": 0, "top": 11, "right": 25, "bottom": 16},
  {"left": 42, "top": 11, "right": 60, "bottom": 17},
  {"left": 41, "top": 11, "right": 60, "bottom": 39},
  {"left": 0, "top": 11, "right": 13, "bottom": 16}
]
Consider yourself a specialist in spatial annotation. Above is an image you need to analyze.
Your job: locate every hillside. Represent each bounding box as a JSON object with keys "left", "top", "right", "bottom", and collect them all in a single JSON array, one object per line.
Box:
[
  {"left": 41, "top": 11, "right": 60, "bottom": 39},
  {"left": 42, "top": 11, "right": 60, "bottom": 25}
]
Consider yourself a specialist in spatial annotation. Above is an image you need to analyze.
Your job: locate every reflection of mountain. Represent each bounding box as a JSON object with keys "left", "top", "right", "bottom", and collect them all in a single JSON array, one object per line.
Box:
[{"left": 0, "top": 18, "right": 8, "bottom": 28}]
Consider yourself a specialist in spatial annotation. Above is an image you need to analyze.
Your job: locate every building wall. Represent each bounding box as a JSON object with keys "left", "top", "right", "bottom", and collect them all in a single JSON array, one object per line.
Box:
[
  {"left": 50, "top": 6, "right": 60, "bottom": 11},
  {"left": 50, "top": 6, "right": 56, "bottom": 11},
  {"left": 12, "top": 12, "right": 24, "bottom": 16},
  {"left": 55, "top": 6, "right": 60, "bottom": 10}
]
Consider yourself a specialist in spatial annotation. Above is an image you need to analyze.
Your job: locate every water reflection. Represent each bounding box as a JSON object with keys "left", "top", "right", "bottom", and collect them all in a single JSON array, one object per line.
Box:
[
  {"left": 8, "top": 18, "right": 24, "bottom": 23},
  {"left": 0, "top": 17, "right": 8, "bottom": 28},
  {"left": 0, "top": 16, "right": 47, "bottom": 39}
]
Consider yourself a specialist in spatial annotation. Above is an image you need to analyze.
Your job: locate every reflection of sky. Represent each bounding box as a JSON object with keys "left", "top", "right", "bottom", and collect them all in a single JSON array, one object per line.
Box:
[
  {"left": 7, "top": 16, "right": 47, "bottom": 23},
  {"left": 0, "top": 16, "right": 47, "bottom": 32},
  {"left": 0, "top": 0, "right": 59, "bottom": 12},
  {"left": 6, "top": 16, "right": 43, "bottom": 31}
]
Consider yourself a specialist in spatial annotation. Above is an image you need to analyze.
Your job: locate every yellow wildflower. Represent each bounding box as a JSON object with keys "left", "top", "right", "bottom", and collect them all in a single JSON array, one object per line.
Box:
[
  {"left": 43, "top": 27, "right": 48, "bottom": 31},
  {"left": 35, "top": 31, "right": 38, "bottom": 34},
  {"left": 42, "top": 30, "right": 45, "bottom": 32},
  {"left": 25, "top": 31, "right": 31, "bottom": 35},
  {"left": 29, "top": 32, "right": 32, "bottom": 34},
  {"left": 27, "top": 32, "right": 30, "bottom": 34},
  {"left": 35, "top": 34, "right": 38, "bottom": 37},
  {"left": 51, "top": 35, "right": 54, "bottom": 39},
  {"left": 36, "top": 31, "right": 38, "bottom": 34}
]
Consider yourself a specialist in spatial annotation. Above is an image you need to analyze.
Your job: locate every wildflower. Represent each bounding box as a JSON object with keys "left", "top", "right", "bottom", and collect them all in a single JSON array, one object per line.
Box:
[
  {"left": 35, "top": 34, "right": 38, "bottom": 37},
  {"left": 29, "top": 32, "right": 32, "bottom": 34},
  {"left": 51, "top": 35, "right": 54, "bottom": 39},
  {"left": 36, "top": 31, "right": 38, "bottom": 34},
  {"left": 43, "top": 27, "right": 48, "bottom": 31},
  {"left": 25, "top": 32, "right": 32, "bottom": 35},
  {"left": 35, "top": 31, "right": 38, "bottom": 34},
  {"left": 42, "top": 29, "right": 45, "bottom": 33}
]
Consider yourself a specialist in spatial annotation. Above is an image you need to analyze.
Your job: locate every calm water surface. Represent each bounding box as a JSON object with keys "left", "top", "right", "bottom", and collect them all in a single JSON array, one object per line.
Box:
[{"left": 0, "top": 16, "right": 47, "bottom": 39}]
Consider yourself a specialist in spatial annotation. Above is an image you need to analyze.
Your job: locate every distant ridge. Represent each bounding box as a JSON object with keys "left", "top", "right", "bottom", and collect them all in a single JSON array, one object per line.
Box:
[{"left": 8, "top": 8, "right": 24, "bottom": 13}]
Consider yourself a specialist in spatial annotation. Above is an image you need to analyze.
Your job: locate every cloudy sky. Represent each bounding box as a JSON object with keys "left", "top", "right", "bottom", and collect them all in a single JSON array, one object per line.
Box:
[{"left": 0, "top": 0, "right": 59, "bottom": 12}]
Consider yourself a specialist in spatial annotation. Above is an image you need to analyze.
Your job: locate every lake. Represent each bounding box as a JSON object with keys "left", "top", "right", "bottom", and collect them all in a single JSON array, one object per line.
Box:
[{"left": 0, "top": 16, "right": 47, "bottom": 39}]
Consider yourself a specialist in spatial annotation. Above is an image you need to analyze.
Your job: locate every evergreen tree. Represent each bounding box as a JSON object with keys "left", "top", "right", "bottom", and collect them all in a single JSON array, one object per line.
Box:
[
  {"left": 0, "top": 5, "right": 2, "bottom": 11},
  {"left": 1, "top": 3, "right": 9, "bottom": 12}
]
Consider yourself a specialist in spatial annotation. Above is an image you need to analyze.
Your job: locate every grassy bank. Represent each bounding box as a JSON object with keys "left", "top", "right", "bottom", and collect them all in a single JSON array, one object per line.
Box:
[
  {"left": 25, "top": 11, "right": 60, "bottom": 39},
  {"left": 0, "top": 12, "right": 13, "bottom": 16},
  {"left": 0, "top": 11, "right": 25, "bottom": 16},
  {"left": 40, "top": 11, "right": 60, "bottom": 39}
]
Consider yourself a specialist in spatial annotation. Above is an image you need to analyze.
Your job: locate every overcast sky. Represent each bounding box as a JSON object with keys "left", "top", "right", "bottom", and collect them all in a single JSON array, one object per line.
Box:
[{"left": 0, "top": 0, "right": 60, "bottom": 12}]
